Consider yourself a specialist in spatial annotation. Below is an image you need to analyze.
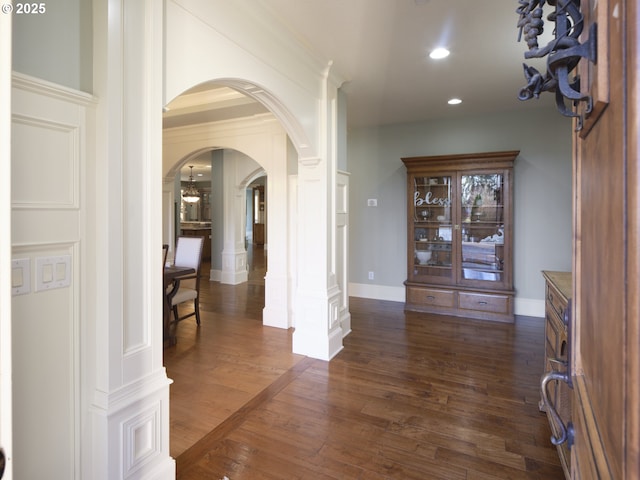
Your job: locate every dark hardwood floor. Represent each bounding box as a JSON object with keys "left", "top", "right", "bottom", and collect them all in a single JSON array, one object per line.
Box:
[{"left": 164, "top": 246, "right": 563, "bottom": 479}]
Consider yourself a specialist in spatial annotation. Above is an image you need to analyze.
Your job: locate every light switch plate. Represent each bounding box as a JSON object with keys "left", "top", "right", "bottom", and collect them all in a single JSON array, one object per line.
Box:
[
  {"left": 36, "top": 255, "right": 71, "bottom": 291},
  {"left": 11, "top": 258, "right": 31, "bottom": 296}
]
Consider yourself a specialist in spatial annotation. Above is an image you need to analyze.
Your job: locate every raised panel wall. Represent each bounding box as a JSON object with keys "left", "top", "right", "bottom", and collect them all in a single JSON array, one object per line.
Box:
[{"left": 11, "top": 73, "right": 92, "bottom": 480}]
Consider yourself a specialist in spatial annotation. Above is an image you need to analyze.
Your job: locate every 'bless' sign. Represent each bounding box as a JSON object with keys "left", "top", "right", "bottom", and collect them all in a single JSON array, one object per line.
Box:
[{"left": 414, "top": 191, "right": 451, "bottom": 207}]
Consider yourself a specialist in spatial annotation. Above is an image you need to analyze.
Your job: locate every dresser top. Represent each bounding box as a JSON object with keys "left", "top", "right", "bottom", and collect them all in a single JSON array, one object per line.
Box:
[{"left": 542, "top": 270, "right": 572, "bottom": 300}]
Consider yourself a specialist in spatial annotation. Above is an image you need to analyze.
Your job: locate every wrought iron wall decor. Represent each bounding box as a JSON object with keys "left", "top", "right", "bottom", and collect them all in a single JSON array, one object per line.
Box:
[{"left": 516, "top": 0, "right": 597, "bottom": 130}]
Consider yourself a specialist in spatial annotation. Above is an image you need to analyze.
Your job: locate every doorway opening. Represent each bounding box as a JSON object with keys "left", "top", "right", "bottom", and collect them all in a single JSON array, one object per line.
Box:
[
  {"left": 162, "top": 80, "right": 304, "bottom": 457},
  {"left": 164, "top": 162, "right": 288, "bottom": 459}
]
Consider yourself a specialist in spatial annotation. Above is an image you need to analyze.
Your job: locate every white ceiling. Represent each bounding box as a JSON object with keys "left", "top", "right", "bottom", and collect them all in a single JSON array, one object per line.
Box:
[
  {"left": 260, "top": 0, "right": 554, "bottom": 127},
  {"left": 168, "top": 0, "right": 556, "bottom": 180}
]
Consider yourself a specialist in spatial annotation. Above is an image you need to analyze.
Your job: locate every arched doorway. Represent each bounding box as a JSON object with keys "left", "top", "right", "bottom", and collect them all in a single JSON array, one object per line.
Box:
[
  {"left": 163, "top": 90, "right": 295, "bottom": 330},
  {"left": 163, "top": 142, "right": 280, "bottom": 458},
  {"left": 163, "top": 67, "right": 349, "bottom": 358}
]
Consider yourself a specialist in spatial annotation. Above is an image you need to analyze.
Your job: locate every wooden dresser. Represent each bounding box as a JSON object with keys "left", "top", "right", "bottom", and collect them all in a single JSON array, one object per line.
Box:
[{"left": 541, "top": 270, "right": 572, "bottom": 479}]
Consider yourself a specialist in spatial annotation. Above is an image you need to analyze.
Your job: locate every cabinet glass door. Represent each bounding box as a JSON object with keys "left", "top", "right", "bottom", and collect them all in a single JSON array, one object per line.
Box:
[
  {"left": 412, "top": 175, "right": 453, "bottom": 283},
  {"left": 459, "top": 173, "right": 505, "bottom": 284}
]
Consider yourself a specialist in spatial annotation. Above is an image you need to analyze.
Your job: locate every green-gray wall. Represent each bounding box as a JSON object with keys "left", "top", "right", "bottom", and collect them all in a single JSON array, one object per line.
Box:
[
  {"left": 12, "top": 0, "right": 92, "bottom": 92},
  {"left": 211, "top": 150, "right": 224, "bottom": 271},
  {"left": 347, "top": 106, "right": 573, "bottom": 303}
]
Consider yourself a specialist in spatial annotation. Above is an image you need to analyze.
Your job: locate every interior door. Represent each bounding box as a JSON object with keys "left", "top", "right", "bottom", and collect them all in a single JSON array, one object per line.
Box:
[
  {"left": 572, "top": 0, "right": 640, "bottom": 477},
  {"left": 0, "top": 6, "right": 13, "bottom": 479}
]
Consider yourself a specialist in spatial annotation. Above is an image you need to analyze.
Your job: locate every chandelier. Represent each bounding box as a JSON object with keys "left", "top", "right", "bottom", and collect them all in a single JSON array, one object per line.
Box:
[{"left": 182, "top": 165, "right": 200, "bottom": 203}]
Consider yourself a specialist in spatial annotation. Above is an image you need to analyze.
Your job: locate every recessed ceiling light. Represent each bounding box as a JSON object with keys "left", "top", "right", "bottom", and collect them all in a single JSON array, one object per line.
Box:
[
  {"left": 429, "top": 48, "right": 450, "bottom": 60},
  {"left": 448, "top": 98, "right": 462, "bottom": 105}
]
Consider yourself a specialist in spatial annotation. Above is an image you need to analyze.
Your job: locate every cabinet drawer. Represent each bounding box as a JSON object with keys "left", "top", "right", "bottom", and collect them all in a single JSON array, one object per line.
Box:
[
  {"left": 458, "top": 292, "right": 509, "bottom": 314},
  {"left": 407, "top": 287, "right": 455, "bottom": 307},
  {"left": 547, "top": 283, "right": 568, "bottom": 321}
]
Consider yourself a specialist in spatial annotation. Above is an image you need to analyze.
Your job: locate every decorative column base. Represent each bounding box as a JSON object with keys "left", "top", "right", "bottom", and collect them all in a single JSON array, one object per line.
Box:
[
  {"left": 220, "top": 249, "right": 248, "bottom": 285},
  {"left": 89, "top": 372, "right": 174, "bottom": 480},
  {"left": 340, "top": 309, "right": 352, "bottom": 338},
  {"left": 292, "top": 285, "right": 343, "bottom": 360},
  {"left": 263, "top": 271, "right": 291, "bottom": 328}
]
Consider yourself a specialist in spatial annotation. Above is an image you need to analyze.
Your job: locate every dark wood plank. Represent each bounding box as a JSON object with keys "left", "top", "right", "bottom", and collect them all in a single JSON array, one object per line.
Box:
[{"left": 165, "top": 246, "right": 563, "bottom": 479}]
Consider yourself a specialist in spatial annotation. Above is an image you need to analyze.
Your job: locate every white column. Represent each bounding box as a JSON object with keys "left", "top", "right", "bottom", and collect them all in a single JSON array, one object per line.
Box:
[
  {"left": 263, "top": 131, "right": 291, "bottom": 328},
  {"left": 89, "top": 0, "right": 173, "bottom": 478},
  {"left": 221, "top": 152, "right": 248, "bottom": 285},
  {"left": 292, "top": 67, "right": 344, "bottom": 360}
]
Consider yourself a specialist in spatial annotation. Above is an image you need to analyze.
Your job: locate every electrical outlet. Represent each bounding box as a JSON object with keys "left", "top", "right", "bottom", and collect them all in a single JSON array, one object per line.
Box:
[{"left": 368, "top": 271, "right": 374, "bottom": 280}]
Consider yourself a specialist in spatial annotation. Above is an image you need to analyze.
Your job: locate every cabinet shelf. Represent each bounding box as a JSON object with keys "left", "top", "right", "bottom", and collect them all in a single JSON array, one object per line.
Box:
[
  {"left": 415, "top": 219, "right": 451, "bottom": 224},
  {"left": 462, "top": 263, "right": 503, "bottom": 272},
  {"left": 402, "top": 150, "right": 517, "bottom": 322},
  {"left": 414, "top": 240, "right": 451, "bottom": 245},
  {"left": 461, "top": 204, "right": 504, "bottom": 208},
  {"left": 462, "top": 220, "right": 504, "bottom": 225}
]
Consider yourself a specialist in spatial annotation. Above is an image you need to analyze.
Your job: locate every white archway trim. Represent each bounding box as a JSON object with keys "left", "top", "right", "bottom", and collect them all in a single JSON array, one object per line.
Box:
[
  {"left": 164, "top": 0, "right": 347, "bottom": 160},
  {"left": 165, "top": 147, "right": 217, "bottom": 180},
  {"left": 241, "top": 167, "right": 267, "bottom": 188},
  {"left": 163, "top": 113, "right": 280, "bottom": 175},
  {"left": 221, "top": 78, "right": 312, "bottom": 159}
]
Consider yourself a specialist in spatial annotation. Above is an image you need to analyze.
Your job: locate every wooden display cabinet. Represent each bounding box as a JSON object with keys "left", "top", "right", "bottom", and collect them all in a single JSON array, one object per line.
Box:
[{"left": 402, "top": 151, "right": 518, "bottom": 322}]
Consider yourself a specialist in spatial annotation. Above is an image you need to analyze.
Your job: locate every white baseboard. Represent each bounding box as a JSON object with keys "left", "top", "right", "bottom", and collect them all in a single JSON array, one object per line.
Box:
[
  {"left": 348, "top": 282, "right": 545, "bottom": 318},
  {"left": 514, "top": 297, "right": 545, "bottom": 318}
]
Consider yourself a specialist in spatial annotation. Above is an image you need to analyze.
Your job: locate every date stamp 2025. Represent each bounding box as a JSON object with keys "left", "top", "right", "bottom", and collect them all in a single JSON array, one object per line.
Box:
[{"left": 2, "top": 3, "right": 47, "bottom": 14}]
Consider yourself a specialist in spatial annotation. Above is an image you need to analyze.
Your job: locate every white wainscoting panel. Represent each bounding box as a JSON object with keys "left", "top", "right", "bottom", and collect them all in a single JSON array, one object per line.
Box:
[
  {"left": 12, "top": 114, "right": 79, "bottom": 208},
  {"left": 123, "top": 403, "right": 162, "bottom": 477},
  {"left": 11, "top": 242, "right": 80, "bottom": 479},
  {"left": 11, "top": 73, "right": 92, "bottom": 480}
]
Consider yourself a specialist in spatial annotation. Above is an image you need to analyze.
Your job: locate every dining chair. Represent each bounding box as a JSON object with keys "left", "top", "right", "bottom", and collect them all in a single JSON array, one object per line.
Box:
[{"left": 170, "top": 236, "right": 205, "bottom": 326}]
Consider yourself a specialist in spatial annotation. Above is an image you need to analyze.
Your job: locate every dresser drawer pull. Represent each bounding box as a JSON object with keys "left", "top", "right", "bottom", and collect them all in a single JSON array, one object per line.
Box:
[
  {"left": 541, "top": 370, "right": 574, "bottom": 447},
  {"left": 478, "top": 300, "right": 488, "bottom": 305},
  {"left": 426, "top": 295, "right": 435, "bottom": 300}
]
